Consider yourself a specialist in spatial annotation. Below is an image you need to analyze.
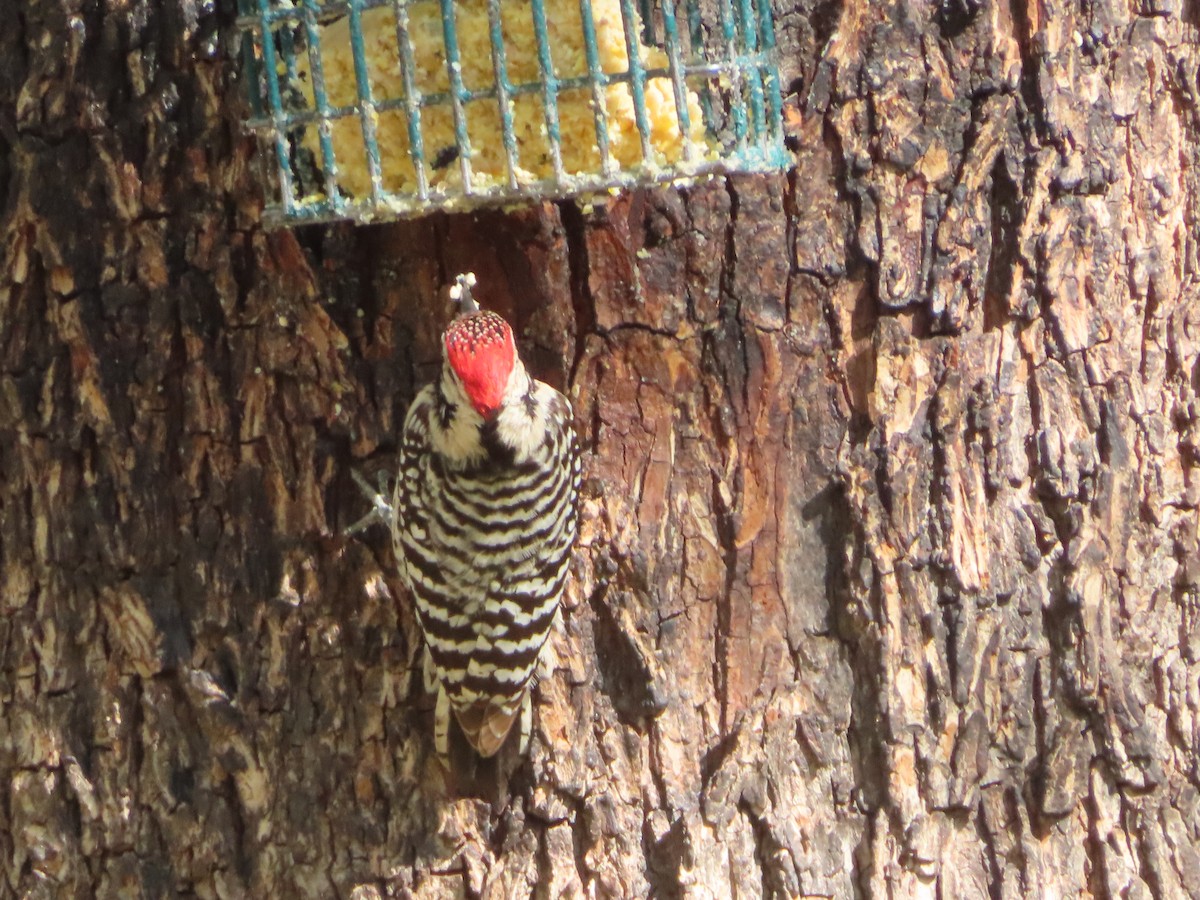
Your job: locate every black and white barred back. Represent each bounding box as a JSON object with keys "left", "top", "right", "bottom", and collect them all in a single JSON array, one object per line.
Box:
[{"left": 392, "top": 348, "right": 581, "bottom": 758}]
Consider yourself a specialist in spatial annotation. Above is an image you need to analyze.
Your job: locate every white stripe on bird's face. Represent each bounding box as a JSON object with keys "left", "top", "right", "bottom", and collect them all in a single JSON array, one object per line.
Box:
[
  {"left": 433, "top": 360, "right": 558, "bottom": 468},
  {"left": 493, "top": 376, "right": 561, "bottom": 462},
  {"left": 431, "top": 365, "right": 490, "bottom": 467}
]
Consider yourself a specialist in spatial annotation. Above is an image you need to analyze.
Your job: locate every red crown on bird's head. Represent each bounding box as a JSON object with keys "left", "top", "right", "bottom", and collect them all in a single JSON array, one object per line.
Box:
[{"left": 443, "top": 276, "right": 516, "bottom": 419}]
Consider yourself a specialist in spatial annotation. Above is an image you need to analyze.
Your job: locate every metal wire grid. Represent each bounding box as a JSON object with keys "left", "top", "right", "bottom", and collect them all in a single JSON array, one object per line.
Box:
[{"left": 237, "top": 0, "right": 789, "bottom": 225}]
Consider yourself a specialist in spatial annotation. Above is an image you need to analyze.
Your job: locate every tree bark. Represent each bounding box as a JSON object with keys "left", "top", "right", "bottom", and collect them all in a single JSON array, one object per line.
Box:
[{"left": 2, "top": 1, "right": 1199, "bottom": 898}]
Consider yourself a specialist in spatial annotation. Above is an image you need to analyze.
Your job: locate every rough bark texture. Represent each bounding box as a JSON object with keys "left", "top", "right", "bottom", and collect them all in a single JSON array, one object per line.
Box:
[{"left": 2, "top": 0, "right": 1199, "bottom": 897}]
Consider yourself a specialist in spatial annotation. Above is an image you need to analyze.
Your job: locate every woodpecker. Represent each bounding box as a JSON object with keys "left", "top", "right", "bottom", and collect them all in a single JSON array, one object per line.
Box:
[{"left": 389, "top": 274, "right": 580, "bottom": 759}]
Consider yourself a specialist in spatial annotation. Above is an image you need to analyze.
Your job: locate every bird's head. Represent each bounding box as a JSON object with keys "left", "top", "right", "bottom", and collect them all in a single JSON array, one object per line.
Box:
[{"left": 443, "top": 309, "right": 517, "bottom": 420}]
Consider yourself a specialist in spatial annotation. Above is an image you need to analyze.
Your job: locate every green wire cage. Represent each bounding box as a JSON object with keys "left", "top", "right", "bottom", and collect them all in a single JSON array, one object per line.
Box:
[{"left": 237, "top": 0, "right": 789, "bottom": 225}]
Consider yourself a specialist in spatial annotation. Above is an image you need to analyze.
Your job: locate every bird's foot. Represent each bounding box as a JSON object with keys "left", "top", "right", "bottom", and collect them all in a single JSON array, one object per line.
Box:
[{"left": 344, "top": 468, "right": 395, "bottom": 535}]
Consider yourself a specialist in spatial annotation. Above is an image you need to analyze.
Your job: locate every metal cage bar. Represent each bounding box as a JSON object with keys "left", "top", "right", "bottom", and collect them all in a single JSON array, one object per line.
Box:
[
  {"left": 486, "top": 0, "right": 521, "bottom": 190},
  {"left": 756, "top": 0, "right": 785, "bottom": 159},
  {"left": 578, "top": 0, "right": 616, "bottom": 176},
  {"left": 298, "top": 0, "right": 343, "bottom": 210},
  {"left": 237, "top": 0, "right": 790, "bottom": 226},
  {"left": 659, "top": 1, "right": 693, "bottom": 165},
  {"left": 252, "top": 0, "right": 299, "bottom": 212},
  {"left": 392, "top": 0, "right": 431, "bottom": 200},
  {"left": 530, "top": 0, "right": 567, "bottom": 186},
  {"left": 616, "top": 0, "right": 653, "bottom": 164},
  {"left": 716, "top": 0, "right": 748, "bottom": 154},
  {"left": 438, "top": 0, "right": 476, "bottom": 194},
  {"left": 347, "top": 0, "right": 386, "bottom": 205}
]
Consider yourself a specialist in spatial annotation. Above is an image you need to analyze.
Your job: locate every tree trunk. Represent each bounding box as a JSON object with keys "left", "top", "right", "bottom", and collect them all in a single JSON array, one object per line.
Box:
[{"left": 2, "top": 0, "right": 1198, "bottom": 897}]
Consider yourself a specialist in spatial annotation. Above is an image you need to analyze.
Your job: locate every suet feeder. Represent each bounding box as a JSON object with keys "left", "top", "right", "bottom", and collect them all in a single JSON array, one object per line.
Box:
[{"left": 237, "top": 0, "right": 789, "bottom": 225}]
